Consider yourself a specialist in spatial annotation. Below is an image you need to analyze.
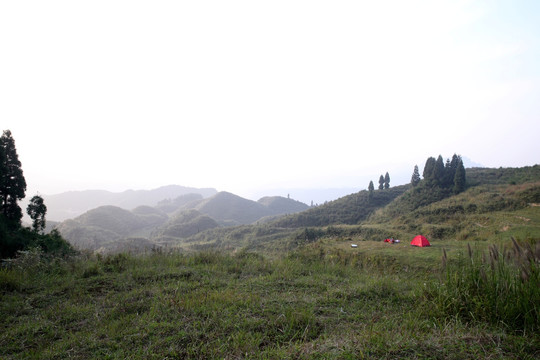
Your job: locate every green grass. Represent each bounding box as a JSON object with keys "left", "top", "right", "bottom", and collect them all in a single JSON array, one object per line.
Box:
[
  {"left": 427, "top": 238, "right": 540, "bottom": 333},
  {"left": 2, "top": 243, "right": 539, "bottom": 359}
]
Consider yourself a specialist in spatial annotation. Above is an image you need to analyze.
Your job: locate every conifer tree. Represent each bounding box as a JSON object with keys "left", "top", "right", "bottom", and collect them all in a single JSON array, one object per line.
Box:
[
  {"left": 411, "top": 165, "right": 421, "bottom": 187},
  {"left": 423, "top": 157, "right": 436, "bottom": 184},
  {"left": 0, "top": 130, "right": 27, "bottom": 229},
  {"left": 433, "top": 155, "right": 445, "bottom": 186},
  {"left": 378, "top": 175, "right": 384, "bottom": 190},
  {"left": 453, "top": 158, "right": 466, "bottom": 194},
  {"left": 368, "top": 180, "right": 374, "bottom": 201},
  {"left": 384, "top": 172, "right": 390, "bottom": 189},
  {"left": 450, "top": 154, "right": 461, "bottom": 172},
  {"left": 443, "top": 158, "right": 453, "bottom": 187},
  {"left": 442, "top": 154, "right": 460, "bottom": 188}
]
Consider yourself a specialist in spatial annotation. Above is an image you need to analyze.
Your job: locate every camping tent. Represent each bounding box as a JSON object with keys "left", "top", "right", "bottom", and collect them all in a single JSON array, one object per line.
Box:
[{"left": 411, "top": 235, "right": 430, "bottom": 247}]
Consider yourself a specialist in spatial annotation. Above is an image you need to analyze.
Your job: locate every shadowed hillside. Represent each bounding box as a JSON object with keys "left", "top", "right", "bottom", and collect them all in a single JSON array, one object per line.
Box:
[
  {"left": 56, "top": 206, "right": 169, "bottom": 251},
  {"left": 34, "top": 185, "right": 217, "bottom": 221},
  {"left": 193, "top": 192, "right": 270, "bottom": 225},
  {"left": 55, "top": 192, "right": 309, "bottom": 252},
  {"left": 152, "top": 209, "right": 219, "bottom": 241},
  {"left": 191, "top": 192, "right": 309, "bottom": 226},
  {"left": 155, "top": 193, "right": 205, "bottom": 213},
  {"left": 257, "top": 196, "right": 309, "bottom": 215}
]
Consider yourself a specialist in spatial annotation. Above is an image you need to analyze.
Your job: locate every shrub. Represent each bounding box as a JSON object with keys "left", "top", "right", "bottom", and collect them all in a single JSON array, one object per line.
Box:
[{"left": 0, "top": 268, "right": 21, "bottom": 291}]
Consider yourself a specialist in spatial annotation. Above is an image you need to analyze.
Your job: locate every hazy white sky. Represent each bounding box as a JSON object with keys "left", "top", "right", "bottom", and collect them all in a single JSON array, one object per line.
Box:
[{"left": 1, "top": 1, "right": 539, "bottom": 199}]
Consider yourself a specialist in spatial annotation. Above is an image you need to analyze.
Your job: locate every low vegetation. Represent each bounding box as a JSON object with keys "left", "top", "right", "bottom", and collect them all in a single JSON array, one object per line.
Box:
[
  {"left": 428, "top": 238, "right": 539, "bottom": 333},
  {"left": 2, "top": 241, "right": 538, "bottom": 359}
]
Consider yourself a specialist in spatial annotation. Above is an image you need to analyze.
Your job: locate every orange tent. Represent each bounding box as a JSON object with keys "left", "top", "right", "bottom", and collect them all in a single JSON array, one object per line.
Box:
[{"left": 411, "top": 235, "right": 430, "bottom": 247}]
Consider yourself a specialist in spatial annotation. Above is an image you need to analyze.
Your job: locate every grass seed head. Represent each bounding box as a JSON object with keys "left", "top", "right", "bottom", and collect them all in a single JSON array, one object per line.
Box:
[{"left": 511, "top": 237, "right": 522, "bottom": 257}]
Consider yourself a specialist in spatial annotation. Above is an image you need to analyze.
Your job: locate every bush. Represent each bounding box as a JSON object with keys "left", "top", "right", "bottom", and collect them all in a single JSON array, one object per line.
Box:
[
  {"left": 1, "top": 216, "right": 74, "bottom": 259},
  {"left": 0, "top": 268, "right": 22, "bottom": 291}
]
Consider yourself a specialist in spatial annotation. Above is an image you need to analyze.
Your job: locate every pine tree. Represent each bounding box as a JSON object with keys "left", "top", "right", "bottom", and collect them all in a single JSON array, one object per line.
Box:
[
  {"left": 0, "top": 130, "right": 27, "bottom": 229},
  {"left": 433, "top": 155, "right": 445, "bottom": 186},
  {"left": 411, "top": 165, "right": 421, "bottom": 187},
  {"left": 442, "top": 154, "right": 460, "bottom": 188},
  {"left": 443, "top": 158, "right": 452, "bottom": 187},
  {"left": 384, "top": 172, "right": 390, "bottom": 189},
  {"left": 450, "top": 154, "right": 461, "bottom": 173},
  {"left": 27, "top": 195, "right": 47, "bottom": 233},
  {"left": 368, "top": 180, "right": 374, "bottom": 201},
  {"left": 453, "top": 158, "right": 466, "bottom": 194},
  {"left": 378, "top": 175, "right": 384, "bottom": 190},
  {"left": 423, "top": 157, "right": 436, "bottom": 184}
]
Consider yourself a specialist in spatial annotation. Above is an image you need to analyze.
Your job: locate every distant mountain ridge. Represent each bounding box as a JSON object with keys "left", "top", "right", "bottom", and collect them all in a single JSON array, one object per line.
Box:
[
  {"left": 56, "top": 191, "right": 310, "bottom": 251},
  {"left": 38, "top": 185, "right": 218, "bottom": 221}
]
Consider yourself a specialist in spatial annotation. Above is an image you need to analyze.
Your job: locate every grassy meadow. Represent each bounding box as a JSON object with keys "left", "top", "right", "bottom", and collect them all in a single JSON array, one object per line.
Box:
[{"left": 1, "top": 236, "right": 538, "bottom": 359}]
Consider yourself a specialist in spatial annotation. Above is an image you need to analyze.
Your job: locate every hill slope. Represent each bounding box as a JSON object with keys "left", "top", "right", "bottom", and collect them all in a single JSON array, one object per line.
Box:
[
  {"left": 366, "top": 167, "right": 540, "bottom": 242},
  {"left": 56, "top": 165, "right": 540, "bottom": 253},
  {"left": 257, "top": 196, "right": 310, "bottom": 215},
  {"left": 173, "top": 165, "right": 540, "bottom": 253},
  {"left": 152, "top": 209, "right": 219, "bottom": 240},
  {"left": 55, "top": 191, "right": 309, "bottom": 251},
  {"left": 36, "top": 185, "right": 217, "bottom": 221},
  {"left": 55, "top": 205, "right": 169, "bottom": 251},
  {"left": 188, "top": 192, "right": 309, "bottom": 226},
  {"left": 271, "top": 185, "right": 410, "bottom": 228}
]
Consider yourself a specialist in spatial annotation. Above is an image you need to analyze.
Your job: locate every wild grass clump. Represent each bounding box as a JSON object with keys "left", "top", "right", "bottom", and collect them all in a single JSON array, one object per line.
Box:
[{"left": 428, "top": 238, "right": 540, "bottom": 333}]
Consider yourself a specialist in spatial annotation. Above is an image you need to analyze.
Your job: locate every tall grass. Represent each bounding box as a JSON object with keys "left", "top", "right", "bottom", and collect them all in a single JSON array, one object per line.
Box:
[
  {"left": 429, "top": 238, "right": 540, "bottom": 333},
  {"left": 2, "top": 246, "right": 539, "bottom": 358}
]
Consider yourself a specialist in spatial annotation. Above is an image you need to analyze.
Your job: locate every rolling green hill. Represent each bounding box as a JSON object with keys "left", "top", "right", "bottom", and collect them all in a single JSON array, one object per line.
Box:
[
  {"left": 168, "top": 165, "right": 540, "bottom": 254},
  {"left": 152, "top": 209, "right": 219, "bottom": 241},
  {"left": 271, "top": 185, "right": 410, "bottom": 228},
  {"left": 192, "top": 192, "right": 271, "bottom": 225},
  {"left": 31, "top": 185, "right": 217, "bottom": 221},
  {"left": 155, "top": 193, "right": 205, "bottom": 213},
  {"left": 257, "top": 196, "right": 310, "bottom": 215},
  {"left": 55, "top": 192, "right": 310, "bottom": 252},
  {"left": 54, "top": 165, "right": 540, "bottom": 254},
  {"left": 55, "top": 206, "right": 169, "bottom": 251}
]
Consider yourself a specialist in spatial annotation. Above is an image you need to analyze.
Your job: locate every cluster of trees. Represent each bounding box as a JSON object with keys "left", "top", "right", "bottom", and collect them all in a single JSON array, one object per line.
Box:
[
  {"left": 1, "top": 130, "right": 71, "bottom": 258},
  {"left": 411, "top": 154, "right": 466, "bottom": 194},
  {"left": 368, "top": 172, "right": 390, "bottom": 193}
]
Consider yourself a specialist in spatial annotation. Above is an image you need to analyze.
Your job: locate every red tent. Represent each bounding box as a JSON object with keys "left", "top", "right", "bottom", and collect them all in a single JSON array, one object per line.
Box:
[{"left": 411, "top": 235, "right": 430, "bottom": 247}]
